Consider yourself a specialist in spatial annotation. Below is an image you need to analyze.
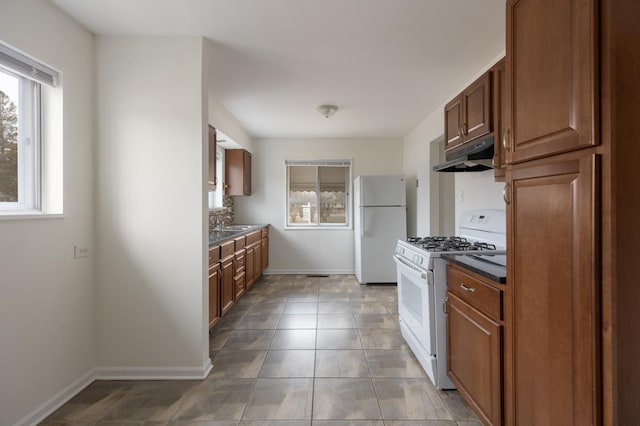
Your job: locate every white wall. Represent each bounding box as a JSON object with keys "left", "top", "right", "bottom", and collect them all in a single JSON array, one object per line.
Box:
[
  {"left": 0, "top": 1, "right": 95, "bottom": 424},
  {"left": 403, "top": 52, "right": 506, "bottom": 235},
  {"left": 95, "top": 37, "right": 210, "bottom": 374},
  {"left": 403, "top": 116, "right": 455, "bottom": 237},
  {"left": 205, "top": 41, "right": 253, "bottom": 152},
  {"left": 234, "top": 138, "right": 403, "bottom": 274}
]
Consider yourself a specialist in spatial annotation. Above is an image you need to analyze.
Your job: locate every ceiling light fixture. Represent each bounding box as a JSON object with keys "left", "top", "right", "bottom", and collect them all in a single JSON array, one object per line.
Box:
[{"left": 317, "top": 104, "right": 338, "bottom": 118}]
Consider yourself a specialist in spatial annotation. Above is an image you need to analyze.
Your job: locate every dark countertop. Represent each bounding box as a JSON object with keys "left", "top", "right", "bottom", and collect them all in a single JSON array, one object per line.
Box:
[
  {"left": 209, "top": 224, "right": 269, "bottom": 246},
  {"left": 442, "top": 253, "right": 507, "bottom": 284}
]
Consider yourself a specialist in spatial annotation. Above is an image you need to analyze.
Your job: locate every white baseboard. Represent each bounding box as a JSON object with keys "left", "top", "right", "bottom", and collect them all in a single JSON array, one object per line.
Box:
[
  {"left": 16, "top": 369, "right": 95, "bottom": 426},
  {"left": 264, "top": 269, "right": 355, "bottom": 275},
  {"left": 15, "top": 359, "right": 212, "bottom": 426},
  {"left": 95, "top": 359, "right": 212, "bottom": 380}
]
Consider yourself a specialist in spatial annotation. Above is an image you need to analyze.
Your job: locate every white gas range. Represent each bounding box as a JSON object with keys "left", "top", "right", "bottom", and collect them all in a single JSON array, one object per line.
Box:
[{"left": 393, "top": 209, "right": 506, "bottom": 389}]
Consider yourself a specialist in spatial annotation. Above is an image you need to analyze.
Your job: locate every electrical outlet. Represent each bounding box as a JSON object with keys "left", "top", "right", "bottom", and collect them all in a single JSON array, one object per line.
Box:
[
  {"left": 458, "top": 190, "right": 465, "bottom": 203},
  {"left": 74, "top": 245, "right": 90, "bottom": 259}
]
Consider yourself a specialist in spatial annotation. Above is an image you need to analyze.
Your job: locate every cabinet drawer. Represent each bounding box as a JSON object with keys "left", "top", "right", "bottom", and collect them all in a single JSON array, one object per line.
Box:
[
  {"left": 235, "top": 252, "right": 246, "bottom": 272},
  {"left": 447, "top": 264, "right": 502, "bottom": 320},
  {"left": 234, "top": 236, "right": 246, "bottom": 251},
  {"left": 221, "top": 240, "right": 235, "bottom": 259},
  {"left": 261, "top": 227, "right": 269, "bottom": 238},
  {"left": 246, "top": 230, "right": 261, "bottom": 246},
  {"left": 209, "top": 246, "right": 220, "bottom": 266}
]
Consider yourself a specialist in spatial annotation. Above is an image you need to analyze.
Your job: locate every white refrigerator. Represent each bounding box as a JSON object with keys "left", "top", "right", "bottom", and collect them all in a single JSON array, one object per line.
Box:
[{"left": 354, "top": 175, "right": 407, "bottom": 284}]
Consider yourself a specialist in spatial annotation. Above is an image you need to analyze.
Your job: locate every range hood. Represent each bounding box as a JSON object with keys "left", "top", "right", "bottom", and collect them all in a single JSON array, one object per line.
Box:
[{"left": 433, "top": 135, "right": 495, "bottom": 172}]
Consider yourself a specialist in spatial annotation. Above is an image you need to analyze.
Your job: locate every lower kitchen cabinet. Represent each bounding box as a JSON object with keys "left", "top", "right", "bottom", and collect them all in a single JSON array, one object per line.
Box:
[
  {"left": 208, "top": 245, "right": 221, "bottom": 330},
  {"left": 208, "top": 263, "right": 221, "bottom": 329},
  {"left": 245, "top": 245, "right": 255, "bottom": 288},
  {"left": 261, "top": 236, "right": 269, "bottom": 270},
  {"left": 209, "top": 225, "right": 270, "bottom": 326},
  {"left": 220, "top": 240, "right": 235, "bottom": 316},
  {"left": 446, "top": 263, "right": 503, "bottom": 426}
]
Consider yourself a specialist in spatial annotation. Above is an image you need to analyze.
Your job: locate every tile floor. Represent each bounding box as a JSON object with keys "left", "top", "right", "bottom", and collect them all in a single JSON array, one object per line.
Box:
[{"left": 42, "top": 274, "right": 481, "bottom": 425}]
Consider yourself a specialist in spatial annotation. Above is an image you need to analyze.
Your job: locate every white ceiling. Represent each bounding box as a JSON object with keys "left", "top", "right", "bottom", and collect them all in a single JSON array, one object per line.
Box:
[{"left": 49, "top": 0, "right": 505, "bottom": 139}]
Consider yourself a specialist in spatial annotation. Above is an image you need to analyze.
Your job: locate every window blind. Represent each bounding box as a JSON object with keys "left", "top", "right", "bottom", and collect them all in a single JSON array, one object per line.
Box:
[
  {"left": 285, "top": 159, "right": 351, "bottom": 167},
  {"left": 0, "top": 41, "right": 59, "bottom": 87}
]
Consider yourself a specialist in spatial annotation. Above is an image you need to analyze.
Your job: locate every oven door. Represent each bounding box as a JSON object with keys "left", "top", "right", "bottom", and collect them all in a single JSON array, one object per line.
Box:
[{"left": 394, "top": 255, "right": 436, "bottom": 356}]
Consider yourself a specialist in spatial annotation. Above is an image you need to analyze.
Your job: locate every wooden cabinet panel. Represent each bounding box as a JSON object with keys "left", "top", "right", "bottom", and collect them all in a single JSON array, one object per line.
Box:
[
  {"left": 447, "top": 292, "right": 502, "bottom": 426},
  {"left": 261, "top": 236, "right": 269, "bottom": 271},
  {"left": 208, "top": 125, "right": 217, "bottom": 190},
  {"left": 492, "top": 58, "right": 507, "bottom": 181},
  {"left": 505, "top": 0, "right": 597, "bottom": 163},
  {"left": 505, "top": 154, "right": 599, "bottom": 426},
  {"left": 254, "top": 242, "right": 262, "bottom": 282},
  {"left": 245, "top": 246, "right": 255, "bottom": 289},
  {"left": 209, "top": 245, "right": 220, "bottom": 265},
  {"left": 220, "top": 256, "right": 234, "bottom": 315},
  {"left": 208, "top": 263, "right": 221, "bottom": 329},
  {"left": 445, "top": 94, "right": 464, "bottom": 151},
  {"left": 225, "top": 149, "right": 252, "bottom": 196},
  {"left": 463, "top": 72, "right": 491, "bottom": 142},
  {"left": 234, "top": 271, "right": 246, "bottom": 299}
]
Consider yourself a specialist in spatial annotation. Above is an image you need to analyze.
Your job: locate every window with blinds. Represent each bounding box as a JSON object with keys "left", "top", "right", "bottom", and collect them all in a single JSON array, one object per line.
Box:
[
  {"left": 0, "top": 41, "right": 59, "bottom": 213},
  {"left": 286, "top": 160, "right": 351, "bottom": 228}
]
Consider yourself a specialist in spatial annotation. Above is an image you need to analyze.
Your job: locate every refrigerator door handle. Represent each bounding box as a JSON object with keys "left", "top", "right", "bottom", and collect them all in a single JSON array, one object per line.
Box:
[{"left": 360, "top": 208, "right": 364, "bottom": 237}]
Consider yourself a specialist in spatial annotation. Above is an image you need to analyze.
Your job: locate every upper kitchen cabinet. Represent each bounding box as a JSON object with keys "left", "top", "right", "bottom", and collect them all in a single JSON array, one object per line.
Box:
[
  {"left": 492, "top": 58, "right": 507, "bottom": 181},
  {"left": 445, "top": 71, "right": 491, "bottom": 153},
  {"left": 208, "top": 125, "right": 217, "bottom": 191},
  {"left": 225, "top": 149, "right": 252, "bottom": 196},
  {"left": 504, "top": 0, "right": 597, "bottom": 164}
]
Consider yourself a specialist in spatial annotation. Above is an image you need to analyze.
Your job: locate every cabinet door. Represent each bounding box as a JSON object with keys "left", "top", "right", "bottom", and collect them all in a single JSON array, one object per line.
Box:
[
  {"left": 504, "top": 154, "right": 599, "bottom": 426},
  {"left": 234, "top": 272, "right": 246, "bottom": 299},
  {"left": 444, "top": 94, "right": 464, "bottom": 151},
  {"left": 245, "top": 246, "right": 255, "bottom": 289},
  {"left": 492, "top": 58, "right": 507, "bottom": 182},
  {"left": 243, "top": 150, "right": 252, "bottom": 195},
  {"left": 254, "top": 242, "right": 262, "bottom": 282},
  {"left": 261, "top": 237, "right": 269, "bottom": 271},
  {"left": 208, "top": 125, "right": 217, "bottom": 190},
  {"left": 208, "top": 264, "right": 221, "bottom": 329},
  {"left": 447, "top": 292, "right": 502, "bottom": 426},
  {"left": 225, "top": 149, "right": 252, "bottom": 196},
  {"left": 220, "top": 257, "right": 235, "bottom": 315},
  {"left": 462, "top": 72, "right": 491, "bottom": 142},
  {"left": 505, "top": 0, "right": 597, "bottom": 163}
]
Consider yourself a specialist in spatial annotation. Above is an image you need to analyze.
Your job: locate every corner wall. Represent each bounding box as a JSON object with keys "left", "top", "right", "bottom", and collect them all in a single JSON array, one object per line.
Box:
[
  {"left": 0, "top": 1, "right": 95, "bottom": 424},
  {"left": 94, "top": 36, "right": 210, "bottom": 375},
  {"left": 234, "top": 138, "right": 403, "bottom": 274}
]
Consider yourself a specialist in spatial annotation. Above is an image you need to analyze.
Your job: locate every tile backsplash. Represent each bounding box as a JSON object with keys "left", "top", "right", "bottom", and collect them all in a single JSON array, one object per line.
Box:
[{"left": 209, "top": 196, "right": 234, "bottom": 229}]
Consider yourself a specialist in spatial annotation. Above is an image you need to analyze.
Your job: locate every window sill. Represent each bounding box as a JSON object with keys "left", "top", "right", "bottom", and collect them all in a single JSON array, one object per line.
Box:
[
  {"left": 284, "top": 225, "right": 352, "bottom": 231},
  {"left": 0, "top": 212, "right": 64, "bottom": 221}
]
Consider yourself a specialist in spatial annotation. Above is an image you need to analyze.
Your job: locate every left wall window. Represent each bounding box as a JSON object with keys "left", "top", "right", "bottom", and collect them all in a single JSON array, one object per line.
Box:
[{"left": 0, "top": 41, "right": 58, "bottom": 213}]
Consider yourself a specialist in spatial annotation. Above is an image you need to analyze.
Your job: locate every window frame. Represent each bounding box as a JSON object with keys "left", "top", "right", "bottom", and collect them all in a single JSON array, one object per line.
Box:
[
  {"left": 0, "top": 68, "right": 41, "bottom": 212},
  {"left": 0, "top": 40, "right": 58, "bottom": 216},
  {"left": 284, "top": 159, "right": 352, "bottom": 230}
]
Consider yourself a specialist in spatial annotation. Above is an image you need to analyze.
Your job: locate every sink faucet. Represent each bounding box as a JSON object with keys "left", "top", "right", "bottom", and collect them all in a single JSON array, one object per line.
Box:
[{"left": 213, "top": 216, "right": 224, "bottom": 230}]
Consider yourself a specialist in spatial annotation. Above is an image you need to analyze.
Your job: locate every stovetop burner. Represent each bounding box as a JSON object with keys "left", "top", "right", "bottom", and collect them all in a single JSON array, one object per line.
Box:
[{"left": 406, "top": 236, "right": 497, "bottom": 252}]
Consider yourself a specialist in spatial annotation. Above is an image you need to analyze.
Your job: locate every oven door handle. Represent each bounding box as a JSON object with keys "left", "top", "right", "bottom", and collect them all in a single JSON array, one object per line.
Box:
[{"left": 393, "top": 255, "right": 430, "bottom": 282}]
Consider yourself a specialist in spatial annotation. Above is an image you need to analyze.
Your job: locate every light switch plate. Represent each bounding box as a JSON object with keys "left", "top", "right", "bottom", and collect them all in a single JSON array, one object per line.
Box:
[{"left": 74, "top": 245, "right": 90, "bottom": 258}]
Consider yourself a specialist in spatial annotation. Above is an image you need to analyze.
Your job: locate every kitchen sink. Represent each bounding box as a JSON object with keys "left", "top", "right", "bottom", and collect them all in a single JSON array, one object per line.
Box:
[{"left": 219, "top": 225, "right": 254, "bottom": 231}]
